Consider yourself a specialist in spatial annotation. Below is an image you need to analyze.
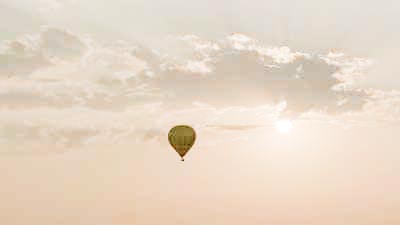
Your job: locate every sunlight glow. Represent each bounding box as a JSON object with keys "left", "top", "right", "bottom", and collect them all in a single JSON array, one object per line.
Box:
[{"left": 275, "top": 120, "right": 293, "bottom": 134}]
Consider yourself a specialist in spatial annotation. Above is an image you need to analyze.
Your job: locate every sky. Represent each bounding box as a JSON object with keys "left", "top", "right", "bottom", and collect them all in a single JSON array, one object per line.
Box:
[{"left": 0, "top": 0, "right": 400, "bottom": 224}]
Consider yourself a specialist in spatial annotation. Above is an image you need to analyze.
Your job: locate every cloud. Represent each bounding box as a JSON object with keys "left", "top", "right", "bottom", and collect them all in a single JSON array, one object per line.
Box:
[
  {"left": 0, "top": 40, "right": 51, "bottom": 77},
  {"left": 0, "top": 27, "right": 87, "bottom": 77},
  {"left": 1, "top": 30, "right": 364, "bottom": 114},
  {"left": 205, "top": 125, "right": 264, "bottom": 131},
  {"left": 0, "top": 29, "right": 398, "bottom": 153},
  {"left": 0, "top": 28, "right": 152, "bottom": 110},
  {"left": 39, "top": 27, "right": 87, "bottom": 59},
  {"left": 141, "top": 34, "right": 372, "bottom": 115}
]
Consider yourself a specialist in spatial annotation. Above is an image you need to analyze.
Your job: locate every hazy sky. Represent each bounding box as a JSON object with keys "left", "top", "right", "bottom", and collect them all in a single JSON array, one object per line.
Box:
[{"left": 1, "top": 0, "right": 400, "bottom": 225}]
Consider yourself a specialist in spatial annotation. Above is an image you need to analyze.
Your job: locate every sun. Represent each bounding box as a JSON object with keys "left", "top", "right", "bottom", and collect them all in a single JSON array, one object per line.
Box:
[{"left": 275, "top": 120, "right": 293, "bottom": 134}]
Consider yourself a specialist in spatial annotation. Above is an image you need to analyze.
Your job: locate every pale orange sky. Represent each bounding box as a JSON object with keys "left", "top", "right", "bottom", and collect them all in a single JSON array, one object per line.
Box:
[
  {"left": 1, "top": 0, "right": 400, "bottom": 224},
  {"left": 1, "top": 123, "right": 400, "bottom": 224}
]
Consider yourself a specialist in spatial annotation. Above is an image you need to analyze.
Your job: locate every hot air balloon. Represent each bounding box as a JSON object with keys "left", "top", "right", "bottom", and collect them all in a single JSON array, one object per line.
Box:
[{"left": 168, "top": 125, "right": 196, "bottom": 161}]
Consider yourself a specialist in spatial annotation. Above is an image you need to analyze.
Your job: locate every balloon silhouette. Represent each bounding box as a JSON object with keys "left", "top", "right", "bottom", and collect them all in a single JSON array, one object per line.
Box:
[{"left": 168, "top": 125, "right": 196, "bottom": 161}]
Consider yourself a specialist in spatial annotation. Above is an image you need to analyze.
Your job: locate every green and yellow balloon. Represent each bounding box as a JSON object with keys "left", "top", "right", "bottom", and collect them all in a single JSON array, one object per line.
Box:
[{"left": 168, "top": 125, "right": 196, "bottom": 161}]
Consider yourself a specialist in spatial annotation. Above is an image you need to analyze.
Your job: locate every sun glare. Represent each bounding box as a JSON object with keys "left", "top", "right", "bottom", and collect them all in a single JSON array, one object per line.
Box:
[{"left": 275, "top": 120, "right": 293, "bottom": 134}]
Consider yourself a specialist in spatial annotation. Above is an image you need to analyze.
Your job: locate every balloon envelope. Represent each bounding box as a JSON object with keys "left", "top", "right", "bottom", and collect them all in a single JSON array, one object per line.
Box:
[{"left": 168, "top": 125, "right": 196, "bottom": 160}]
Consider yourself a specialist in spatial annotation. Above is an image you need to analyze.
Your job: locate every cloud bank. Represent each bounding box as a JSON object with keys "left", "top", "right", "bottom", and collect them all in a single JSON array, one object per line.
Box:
[{"left": 0, "top": 27, "right": 397, "bottom": 153}]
